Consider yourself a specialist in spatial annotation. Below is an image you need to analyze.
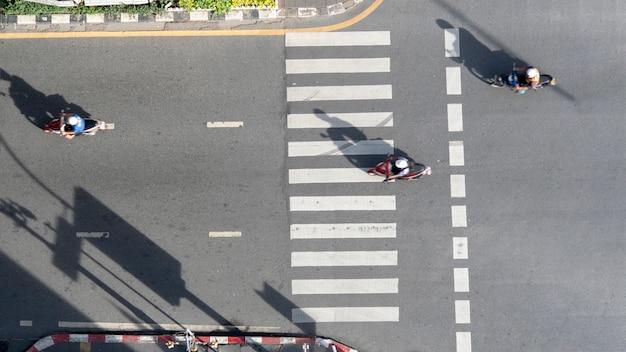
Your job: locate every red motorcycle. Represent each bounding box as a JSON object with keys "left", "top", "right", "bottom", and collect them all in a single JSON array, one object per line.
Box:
[
  {"left": 368, "top": 155, "right": 432, "bottom": 182},
  {"left": 44, "top": 113, "right": 114, "bottom": 137}
]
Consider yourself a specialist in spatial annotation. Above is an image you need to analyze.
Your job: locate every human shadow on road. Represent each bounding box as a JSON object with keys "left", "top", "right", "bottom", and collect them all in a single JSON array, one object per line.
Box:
[
  {"left": 0, "top": 68, "right": 90, "bottom": 129},
  {"left": 436, "top": 19, "right": 528, "bottom": 84},
  {"left": 313, "top": 108, "right": 412, "bottom": 171}
]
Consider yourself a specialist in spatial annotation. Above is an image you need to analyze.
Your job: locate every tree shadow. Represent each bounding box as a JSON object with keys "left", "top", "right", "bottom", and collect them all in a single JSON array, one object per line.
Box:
[
  {"left": 313, "top": 108, "right": 413, "bottom": 169},
  {"left": 0, "top": 68, "right": 90, "bottom": 129},
  {"left": 437, "top": 19, "right": 528, "bottom": 84}
]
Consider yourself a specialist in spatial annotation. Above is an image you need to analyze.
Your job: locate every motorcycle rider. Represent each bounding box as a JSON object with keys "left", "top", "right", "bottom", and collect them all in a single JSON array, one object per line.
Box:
[
  {"left": 383, "top": 156, "right": 410, "bottom": 182},
  {"left": 514, "top": 66, "right": 540, "bottom": 91},
  {"left": 60, "top": 112, "right": 85, "bottom": 140}
]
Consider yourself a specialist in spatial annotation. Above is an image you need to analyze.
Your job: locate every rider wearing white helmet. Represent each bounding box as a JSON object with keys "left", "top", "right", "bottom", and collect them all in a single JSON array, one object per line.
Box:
[
  {"left": 386, "top": 156, "right": 411, "bottom": 181},
  {"left": 60, "top": 112, "right": 86, "bottom": 140},
  {"left": 514, "top": 66, "right": 540, "bottom": 91}
]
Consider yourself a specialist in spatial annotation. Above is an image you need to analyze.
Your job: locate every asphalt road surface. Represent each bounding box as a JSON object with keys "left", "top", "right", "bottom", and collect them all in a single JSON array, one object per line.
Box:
[{"left": 1, "top": 1, "right": 624, "bottom": 352}]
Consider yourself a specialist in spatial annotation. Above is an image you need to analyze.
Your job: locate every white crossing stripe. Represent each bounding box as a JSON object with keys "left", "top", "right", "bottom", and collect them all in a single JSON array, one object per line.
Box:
[
  {"left": 449, "top": 140, "right": 465, "bottom": 166},
  {"left": 454, "top": 268, "right": 470, "bottom": 292},
  {"left": 290, "top": 223, "right": 396, "bottom": 239},
  {"left": 292, "top": 307, "right": 399, "bottom": 323},
  {"left": 288, "top": 140, "right": 394, "bottom": 157},
  {"left": 291, "top": 251, "right": 398, "bottom": 267},
  {"left": 287, "top": 112, "right": 393, "bottom": 129},
  {"left": 455, "top": 300, "right": 471, "bottom": 324},
  {"left": 292, "top": 278, "right": 398, "bottom": 294},
  {"left": 287, "top": 85, "right": 392, "bottom": 102},
  {"left": 451, "top": 205, "right": 467, "bottom": 227},
  {"left": 444, "top": 28, "right": 461, "bottom": 58},
  {"left": 456, "top": 332, "right": 472, "bottom": 352},
  {"left": 446, "top": 67, "right": 462, "bottom": 95},
  {"left": 285, "top": 31, "right": 391, "bottom": 47},
  {"left": 453, "top": 237, "right": 468, "bottom": 259},
  {"left": 450, "top": 174, "right": 466, "bottom": 197},
  {"left": 290, "top": 196, "right": 396, "bottom": 211},
  {"left": 286, "top": 58, "right": 390, "bottom": 74},
  {"left": 447, "top": 103, "right": 463, "bottom": 132},
  {"left": 289, "top": 168, "right": 380, "bottom": 183}
]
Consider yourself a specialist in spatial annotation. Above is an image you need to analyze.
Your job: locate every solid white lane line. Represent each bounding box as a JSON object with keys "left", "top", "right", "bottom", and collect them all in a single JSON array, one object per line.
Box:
[
  {"left": 444, "top": 28, "right": 461, "bottom": 58},
  {"left": 287, "top": 112, "right": 393, "bottom": 129},
  {"left": 285, "top": 31, "right": 390, "bottom": 47},
  {"left": 291, "top": 251, "right": 397, "bottom": 267},
  {"left": 76, "top": 232, "right": 110, "bottom": 238},
  {"left": 453, "top": 237, "right": 468, "bottom": 259},
  {"left": 454, "top": 268, "right": 470, "bottom": 292},
  {"left": 292, "top": 307, "right": 399, "bottom": 323},
  {"left": 449, "top": 140, "right": 465, "bottom": 166},
  {"left": 451, "top": 205, "right": 468, "bottom": 227},
  {"left": 206, "top": 121, "right": 243, "bottom": 128},
  {"left": 450, "top": 174, "right": 466, "bottom": 198},
  {"left": 288, "top": 140, "right": 394, "bottom": 157},
  {"left": 290, "top": 223, "right": 396, "bottom": 239},
  {"left": 292, "top": 278, "right": 398, "bottom": 294},
  {"left": 455, "top": 300, "right": 471, "bottom": 324},
  {"left": 286, "top": 58, "right": 390, "bottom": 74},
  {"left": 208, "top": 231, "right": 242, "bottom": 237},
  {"left": 447, "top": 103, "right": 463, "bottom": 132},
  {"left": 446, "top": 67, "right": 462, "bottom": 95},
  {"left": 289, "top": 168, "right": 380, "bottom": 184},
  {"left": 287, "top": 85, "right": 392, "bottom": 102},
  {"left": 290, "top": 195, "right": 396, "bottom": 211},
  {"left": 456, "top": 332, "right": 472, "bottom": 352}
]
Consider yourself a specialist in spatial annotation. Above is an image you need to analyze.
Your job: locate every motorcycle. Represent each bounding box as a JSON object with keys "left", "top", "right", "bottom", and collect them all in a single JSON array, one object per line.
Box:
[
  {"left": 368, "top": 155, "right": 432, "bottom": 182},
  {"left": 490, "top": 66, "right": 555, "bottom": 93},
  {"left": 44, "top": 113, "right": 114, "bottom": 137}
]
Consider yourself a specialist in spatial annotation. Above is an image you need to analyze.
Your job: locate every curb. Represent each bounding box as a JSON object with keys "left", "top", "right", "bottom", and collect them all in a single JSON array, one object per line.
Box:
[
  {"left": 26, "top": 333, "right": 359, "bottom": 352},
  {"left": 0, "top": 0, "right": 363, "bottom": 27}
]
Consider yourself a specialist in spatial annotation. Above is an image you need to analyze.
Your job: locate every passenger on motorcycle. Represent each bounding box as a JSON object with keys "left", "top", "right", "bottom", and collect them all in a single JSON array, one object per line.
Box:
[
  {"left": 60, "top": 112, "right": 86, "bottom": 140},
  {"left": 384, "top": 156, "right": 410, "bottom": 182},
  {"left": 514, "top": 67, "right": 540, "bottom": 91}
]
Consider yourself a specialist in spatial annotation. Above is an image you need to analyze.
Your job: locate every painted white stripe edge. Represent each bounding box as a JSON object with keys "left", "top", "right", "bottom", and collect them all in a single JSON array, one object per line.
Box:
[{"left": 292, "top": 307, "right": 399, "bottom": 322}]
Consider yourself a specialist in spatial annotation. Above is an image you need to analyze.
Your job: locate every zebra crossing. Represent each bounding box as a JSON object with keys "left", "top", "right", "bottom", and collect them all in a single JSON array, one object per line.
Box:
[{"left": 285, "top": 31, "right": 399, "bottom": 323}]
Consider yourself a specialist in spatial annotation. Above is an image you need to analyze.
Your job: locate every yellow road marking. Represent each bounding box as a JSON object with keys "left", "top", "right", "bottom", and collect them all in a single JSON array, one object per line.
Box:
[{"left": 0, "top": 0, "right": 383, "bottom": 39}]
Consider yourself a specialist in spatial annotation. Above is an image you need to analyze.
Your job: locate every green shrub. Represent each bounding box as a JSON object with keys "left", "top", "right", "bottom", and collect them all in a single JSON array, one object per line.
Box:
[{"left": 0, "top": 0, "right": 275, "bottom": 15}]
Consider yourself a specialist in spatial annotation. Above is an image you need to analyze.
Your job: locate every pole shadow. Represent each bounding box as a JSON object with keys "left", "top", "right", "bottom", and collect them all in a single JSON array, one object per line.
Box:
[{"left": 0, "top": 68, "right": 90, "bottom": 129}]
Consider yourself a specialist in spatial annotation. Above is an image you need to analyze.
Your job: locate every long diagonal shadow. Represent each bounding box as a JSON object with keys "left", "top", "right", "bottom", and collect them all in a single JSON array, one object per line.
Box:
[{"left": 1, "top": 131, "right": 241, "bottom": 333}]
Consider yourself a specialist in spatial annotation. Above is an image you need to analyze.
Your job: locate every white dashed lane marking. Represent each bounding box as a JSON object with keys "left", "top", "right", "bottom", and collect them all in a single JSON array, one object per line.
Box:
[
  {"left": 455, "top": 300, "right": 471, "bottom": 324},
  {"left": 447, "top": 103, "right": 463, "bottom": 132},
  {"left": 454, "top": 268, "right": 470, "bottom": 293},
  {"left": 449, "top": 140, "right": 465, "bottom": 166},
  {"left": 453, "top": 237, "right": 469, "bottom": 259},
  {"left": 450, "top": 174, "right": 466, "bottom": 198},
  {"left": 446, "top": 67, "right": 462, "bottom": 95},
  {"left": 444, "top": 28, "right": 461, "bottom": 58},
  {"left": 451, "top": 205, "right": 468, "bottom": 227}
]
